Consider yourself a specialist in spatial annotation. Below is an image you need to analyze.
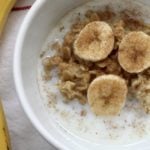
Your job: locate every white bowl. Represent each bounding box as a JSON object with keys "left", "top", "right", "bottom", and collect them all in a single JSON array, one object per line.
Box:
[{"left": 14, "top": 0, "right": 150, "bottom": 150}]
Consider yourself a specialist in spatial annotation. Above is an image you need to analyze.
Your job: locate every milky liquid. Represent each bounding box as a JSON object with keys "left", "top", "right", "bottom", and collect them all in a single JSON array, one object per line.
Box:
[{"left": 38, "top": 0, "right": 150, "bottom": 145}]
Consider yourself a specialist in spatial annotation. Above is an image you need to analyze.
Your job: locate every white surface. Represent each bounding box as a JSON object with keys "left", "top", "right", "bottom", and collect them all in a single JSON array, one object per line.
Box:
[
  {"left": 14, "top": 0, "right": 150, "bottom": 150},
  {"left": 0, "top": 0, "right": 56, "bottom": 150}
]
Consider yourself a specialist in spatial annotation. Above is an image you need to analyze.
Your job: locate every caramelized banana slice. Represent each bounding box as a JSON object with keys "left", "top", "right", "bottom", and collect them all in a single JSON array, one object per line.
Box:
[
  {"left": 118, "top": 31, "right": 150, "bottom": 73},
  {"left": 87, "top": 75, "right": 127, "bottom": 116},
  {"left": 74, "top": 21, "right": 114, "bottom": 62}
]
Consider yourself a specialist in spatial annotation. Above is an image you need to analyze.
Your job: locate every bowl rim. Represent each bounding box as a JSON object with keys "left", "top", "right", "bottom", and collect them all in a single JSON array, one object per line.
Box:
[
  {"left": 13, "top": 0, "right": 70, "bottom": 150},
  {"left": 13, "top": 0, "right": 150, "bottom": 150}
]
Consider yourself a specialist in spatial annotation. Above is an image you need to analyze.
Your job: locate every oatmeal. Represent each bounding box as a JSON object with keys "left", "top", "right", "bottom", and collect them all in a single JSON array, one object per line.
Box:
[
  {"left": 42, "top": 7, "right": 150, "bottom": 115},
  {"left": 131, "top": 69, "right": 150, "bottom": 113}
]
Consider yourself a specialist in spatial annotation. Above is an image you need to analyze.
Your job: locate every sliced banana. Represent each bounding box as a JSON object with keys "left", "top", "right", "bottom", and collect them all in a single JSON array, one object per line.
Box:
[
  {"left": 87, "top": 75, "right": 127, "bottom": 116},
  {"left": 74, "top": 21, "right": 114, "bottom": 62},
  {"left": 118, "top": 31, "right": 150, "bottom": 73}
]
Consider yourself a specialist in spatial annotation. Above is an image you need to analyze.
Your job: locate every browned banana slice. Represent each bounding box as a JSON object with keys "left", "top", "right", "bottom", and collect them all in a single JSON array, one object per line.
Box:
[
  {"left": 87, "top": 75, "right": 128, "bottom": 116},
  {"left": 74, "top": 21, "right": 114, "bottom": 62},
  {"left": 118, "top": 31, "right": 150, "bottom": 73}
]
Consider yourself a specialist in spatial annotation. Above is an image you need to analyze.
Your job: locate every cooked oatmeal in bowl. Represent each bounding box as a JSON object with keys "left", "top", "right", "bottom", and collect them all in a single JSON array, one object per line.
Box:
[
  {"left": 38, "top": 0, "right": 150, "bottom": 145},
  {"left": 41, "top": 5, "right": 150, "bottom": 115}
]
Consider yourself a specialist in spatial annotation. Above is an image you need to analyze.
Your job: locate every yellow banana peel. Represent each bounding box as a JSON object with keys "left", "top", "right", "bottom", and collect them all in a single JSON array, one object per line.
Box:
[
  {"left": 0, "top": 0, "right": 16, "bottom": 35},
  {"left": 0, "top": 1, "right": 16, "bottom": 149},
  {"left": 0, "top": 101, "right": 11, "bottom": 150}
]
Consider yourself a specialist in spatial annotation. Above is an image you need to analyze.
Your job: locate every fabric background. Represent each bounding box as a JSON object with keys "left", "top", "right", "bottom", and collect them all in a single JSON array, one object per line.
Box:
[{"left": 0, "top": 0, "right": 56, "bottom": 150}]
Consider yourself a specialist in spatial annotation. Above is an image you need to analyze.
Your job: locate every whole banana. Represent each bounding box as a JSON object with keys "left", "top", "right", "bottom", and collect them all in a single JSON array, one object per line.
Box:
[
  {"left": 0, "top": 0, "right": 16, "bottom": 34},
  {"left": 0, "top": 1, "right": 15, "bottom": 149},
  {"left": 0, "top": 101, "right": 11, "bottom": 150}
]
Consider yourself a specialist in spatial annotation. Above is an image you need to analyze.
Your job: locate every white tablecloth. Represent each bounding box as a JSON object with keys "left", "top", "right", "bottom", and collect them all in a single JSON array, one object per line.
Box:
[{"left": 0, "top": 0, "right": 56, "bottom": 149}]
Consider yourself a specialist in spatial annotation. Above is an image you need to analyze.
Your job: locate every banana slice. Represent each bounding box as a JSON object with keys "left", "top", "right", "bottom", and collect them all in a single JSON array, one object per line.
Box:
[
  {"left": 118, "top": 31, "right": 150, "bottom": 73},
  {"left": 74, "top": 21, "right": 114, "bottom": 62},
  {"left": 87, "top": 75, "right": 127, "bottom": 116}
]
